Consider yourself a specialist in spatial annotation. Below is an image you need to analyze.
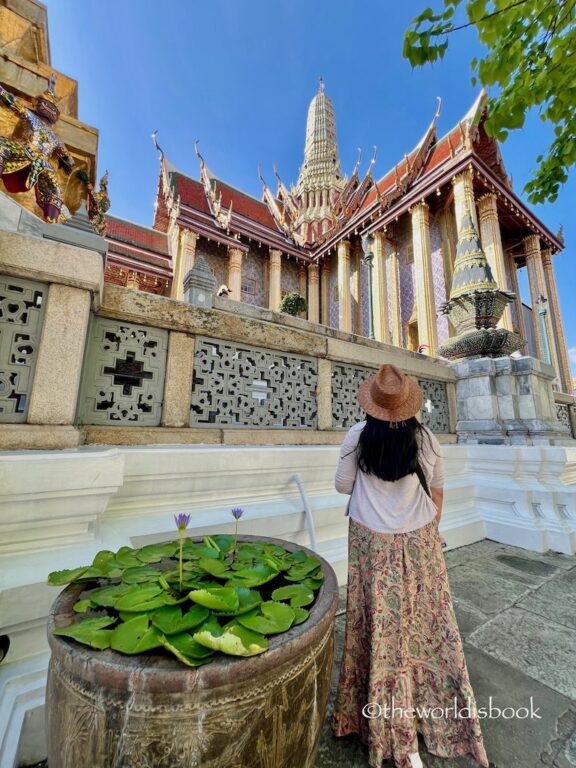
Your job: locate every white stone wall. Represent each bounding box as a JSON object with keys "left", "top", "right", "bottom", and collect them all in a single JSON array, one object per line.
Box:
[{"left": 1, "top": 442, "right": 576, "bottom": 766}]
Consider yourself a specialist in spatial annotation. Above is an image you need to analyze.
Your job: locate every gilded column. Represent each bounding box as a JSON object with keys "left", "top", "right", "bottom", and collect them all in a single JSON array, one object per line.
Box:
[
  {"left": 452, "top": 167, "right": 478, "bottom": 234},
  {"left": 269, "top": 249, "right": 282, "bottom": 310},
  {"left": 337, "top": 239, "right": 352, "bottom": 333},
  {"left": 387, "top": 241, "right": 402, "bottom": 347},
  {"left": 523, "top": 234, "right": 550, "bottom": 362},
  {"left": 308, "top": 263, "right": 320, "bottom": 323},
  {"left": 228, "top": 246, "right": 243, "bottom": 302},
  {"left": 351, "top": 243, "right": 361, "bottom": 334},
  {"left": 410, "top": 202, "right": 438, "bottom": 355},
  {"left": 542, "top": 249, "right": 572, "bottom": 392},
  {"left": 478, "top": 193, "right": 514, "bottom": 332},
  {"left": 299, "top": 264, "right": 307, "bottom": 299},
  {"left": 372, "top": 231, "right": 390, "bottom": 343},
  {"left": 170, "top": 228, "right": 189, "bottom": 300},
  {"left": 321, "top": 259, "right": 331, "bottom": 326},
  {"left": 508, "top": 254, "right": 528, "bottom": 349},
  {"left": 183, "top": 231, "right": 198, "bottom": 277}
]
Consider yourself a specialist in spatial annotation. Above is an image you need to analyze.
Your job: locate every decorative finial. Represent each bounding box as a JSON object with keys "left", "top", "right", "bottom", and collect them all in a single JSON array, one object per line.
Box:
[
  {"left": 151, "top": 130, "right": 163, "bottom": 156},
  {"left": 319, "top": 76, "right": 324, "bottom": 93}
]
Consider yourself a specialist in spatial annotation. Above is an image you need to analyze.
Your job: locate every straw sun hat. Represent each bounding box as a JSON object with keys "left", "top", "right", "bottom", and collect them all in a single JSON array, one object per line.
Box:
[{"left": 357, "top": 364, "right": 423, "bottom": 422}]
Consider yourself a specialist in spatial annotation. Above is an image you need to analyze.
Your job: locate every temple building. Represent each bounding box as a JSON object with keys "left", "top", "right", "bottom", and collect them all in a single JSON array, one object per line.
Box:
[
  {"left": 110, "top": 81, "right": 570, "bottom": 393},
  {"left": 0, "top": 0, "right": 571, "bottom": 394}
]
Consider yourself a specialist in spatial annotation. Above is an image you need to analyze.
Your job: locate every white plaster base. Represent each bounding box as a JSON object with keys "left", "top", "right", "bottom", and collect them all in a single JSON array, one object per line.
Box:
[{"left": 1, "top": 442, "right": 575, "bottom": 766}]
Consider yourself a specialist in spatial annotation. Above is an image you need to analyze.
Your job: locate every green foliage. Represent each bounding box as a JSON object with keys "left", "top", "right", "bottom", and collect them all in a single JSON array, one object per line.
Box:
[
  {"left": 48, "top": 536, "right": 323, "bottom": 667},
  {"left": 278, "top": 292, "right": 308, "bottom": 317},
  {"left": 403, "top": 0, "right": 576, "bottom": 203}
]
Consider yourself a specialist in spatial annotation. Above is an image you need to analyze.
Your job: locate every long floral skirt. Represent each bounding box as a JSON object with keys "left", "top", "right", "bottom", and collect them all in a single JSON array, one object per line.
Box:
[{"left": 332, "top": 517, "right": 490, "bottom": 768}]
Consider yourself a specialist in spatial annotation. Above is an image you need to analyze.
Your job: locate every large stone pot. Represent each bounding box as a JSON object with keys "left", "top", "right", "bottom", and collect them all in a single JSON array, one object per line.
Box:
[{"left": 46, "top": 536, "right": 339, "bottom": 768}]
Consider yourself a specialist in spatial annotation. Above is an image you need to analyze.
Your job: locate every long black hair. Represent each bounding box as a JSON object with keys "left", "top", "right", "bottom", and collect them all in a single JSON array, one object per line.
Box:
[{"left": 355, "top": 414, "right": 434, "bottom": 482}]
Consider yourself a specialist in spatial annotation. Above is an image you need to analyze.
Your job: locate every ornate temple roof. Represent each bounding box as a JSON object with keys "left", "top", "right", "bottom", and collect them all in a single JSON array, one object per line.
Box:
[
  {"left": 148, "top": 88, "right": 563, "bottom": 269},
  {"left": 105, "top": 216, "right": 171, "bottom": 280}
]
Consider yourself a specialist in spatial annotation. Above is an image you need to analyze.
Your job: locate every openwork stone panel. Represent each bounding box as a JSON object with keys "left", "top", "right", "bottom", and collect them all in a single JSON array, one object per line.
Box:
[
  {"left": 555, "top": 403, "right": 574, "bottom": 437},
  {"left": 191, "top": 337, "right": 318, "bottom": 428},
  {"left": 332, "top": 362, "right": 375, "bottom": 429},
  {"left": 331, "top": 362, "right": 451, "bottom": 433},
  {"left": 418, "top": 378, "right": 451, "bottom": 433},
  {"left": 0, "top": 276, "right": 46, "bottom": 423},
  {"left": 78, "top": 317, "right": 168, "bottom": 425}
]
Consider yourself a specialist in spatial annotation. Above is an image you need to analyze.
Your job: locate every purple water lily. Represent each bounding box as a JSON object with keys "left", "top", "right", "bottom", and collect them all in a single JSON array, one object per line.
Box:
[
  {"left": 174, "top": 513, "right": 191, "bottom": 592},
  {"left": 174, "top": 513, "right": 191, "bottom": 532},
  {"left": 231, "top": 507, "right": 245, "bottom": 562}
]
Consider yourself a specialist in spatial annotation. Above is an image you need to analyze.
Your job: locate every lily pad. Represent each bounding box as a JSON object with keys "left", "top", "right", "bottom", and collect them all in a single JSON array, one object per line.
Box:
[
  {"left": 160, "top": 635, "right": 212, "bottom": 667},
  {"left": 237, "top": 601, "right": 295, "bottom": 635},
  {"left": 151, "top": 604, "right": 209, "bottom": 634},
  {"left": 53, "top": 617, "right": 116, "bottom": 649},
  {"left": 110, "top": 615, "right": 163, "bottom": 654},
  {"left": 193, "top": 623, "right": 268, "bottom": 656},
  {"left": 121, "top": 566, "right": 162, "bottom": 585},
  {"left": 114, "top": 584, "right": 165, "bottom": 613},
  {"left": 89, "top": 583, "right": 134, "bottom": 608},
  {"left": 212, "top": 587, "right": 262, "bottom": 616},
  {"left": 188, "top": 587, "right": 239, "bottom": 612},
  {"left": 198, "top": 558, "right": 231, "bottom": 579},
  {"left": 162, "top": 629, "right": 215, "bottom": 659},
  {"left": 48, "top": 567, "right": 89, "bottom": 586},
  {"left": 271, "top": 584, "right": 315, "bottom": 607},
  {"left": 72, "top": 599, "right": 94, "bottom": 613},
  {"left": 293, "top": 607, "right": 309, "bottom": 624},
  {"left": 135, "top": 542, "right": 178, "bottom": 563},
  {"left": 225, "top": 564, "right": 279, "bottom": 588},
  {"left": 115, "top": 547, "right": 144, "bottom": 568}
]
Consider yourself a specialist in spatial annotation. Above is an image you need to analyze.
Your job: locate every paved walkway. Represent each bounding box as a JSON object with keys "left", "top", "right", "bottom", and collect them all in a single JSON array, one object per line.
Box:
[{"left": 316, "top": 539, "right": 576, "bottom": 768}]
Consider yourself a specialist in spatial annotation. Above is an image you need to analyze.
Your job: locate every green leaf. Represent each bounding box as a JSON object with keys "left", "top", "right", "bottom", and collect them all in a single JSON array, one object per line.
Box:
[
  {"left": 114, "top": 584, "right": 165, "bottom": 613},
  {"left": 115, "top": 547, "right": 143, "bottom": 568},
  {"left": 92, "top": 550, "right": 117, "bottom": 568},
  {"left": 198, "top": 558, "right": 231, "bottom": 578},
  {"left": 237, "top": 601, "right": 295, "bottom": 635},
  {"left": 72, "top": 599, "right": 94, "bottom": 613},
  {"left": 89, "top": 583, "right": 134, "bottom": 607},
  {"left": 194, "top": 624, "right": 268, "bottom": 657},
  {"left": 271, "top": 584, "right": 315, "bottom": 607},
  {"left": 136, "top": 542, "right": 178, "bottom": 563},
  {"left": 162, "top": 629, "right": 216, "bottom": 659},
  {"left": 121, "top": 566, "right": 162, "bottom": 584},
  {"left": 53, "top": 617, "right": 116, "bottom": 649},
  {"left": 151, "top": 604, "right": 210, "bottom": 634},
  {"left": 160, "top": 635, "right": 213, "bottom": 666},
  {"left": 47, "top": 567, "right": 89, "bottom": 586},
  {"left": 212, "top": 587, "right": 262, "bottom": 616},
  {"left": 110, "top": 615, "right": 163, "bottom": 654},
  {"left": 225, "top": 564, "right": 279, "bottom": 588},
  {"left": 188, "top": 587, "right": 240, "bottom": 612},
  {"left": 293, "top": 607, "right": 310, "bottom": 625}
]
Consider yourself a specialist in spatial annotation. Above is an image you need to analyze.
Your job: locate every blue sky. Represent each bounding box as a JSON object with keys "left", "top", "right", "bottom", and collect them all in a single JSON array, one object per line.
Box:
[{"left": 45, "top": 0, "right": 575, "bottom": 375}]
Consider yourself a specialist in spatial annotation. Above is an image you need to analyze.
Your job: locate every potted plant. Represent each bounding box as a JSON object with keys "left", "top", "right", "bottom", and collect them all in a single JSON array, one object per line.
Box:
[
  {"left": 278, "top": 291, "right": 307, "bottom": 317},
  {"left": 45, "top": 509, "right": 338, "bottom": 768}
]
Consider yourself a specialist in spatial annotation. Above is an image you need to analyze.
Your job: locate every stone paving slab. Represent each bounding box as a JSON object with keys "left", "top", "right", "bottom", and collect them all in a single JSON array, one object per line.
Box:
[
  {"left": 467, "top": 607, "right": 576, "bottom": 700},
  {"left": 446, "top": 562, "right": 533, "bottom": 615},
  {"left": 443, "top": 539, "right": 575, "bottom": 572}
]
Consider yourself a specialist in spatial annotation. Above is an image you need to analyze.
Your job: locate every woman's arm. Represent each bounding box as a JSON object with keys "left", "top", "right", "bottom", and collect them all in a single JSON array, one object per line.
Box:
[
  {"left": 431, "top": 486, "right": 443, "bottom": 526},
  {"left": 334, "top": 426, "right": 360, "bottom": 494}
]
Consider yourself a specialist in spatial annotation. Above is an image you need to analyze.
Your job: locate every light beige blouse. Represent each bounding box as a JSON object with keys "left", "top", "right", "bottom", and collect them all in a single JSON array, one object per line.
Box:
[{"left": 334, "top": 421, "right": 444, "bottom": 533}]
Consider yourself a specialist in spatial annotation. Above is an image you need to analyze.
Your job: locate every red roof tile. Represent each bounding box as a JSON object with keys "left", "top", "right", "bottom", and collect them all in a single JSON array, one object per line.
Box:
[{"left": 106, "top": 216, "right": 169, "bottom": 256}]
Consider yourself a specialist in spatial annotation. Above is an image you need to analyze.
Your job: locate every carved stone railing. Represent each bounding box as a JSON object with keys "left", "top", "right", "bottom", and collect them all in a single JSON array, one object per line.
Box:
[
  {"left": 0, "top": 235, "right": 457, "bottom": 449},
  {"left": 554, "top": 392, "right": 576, "bottom": 439}
]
